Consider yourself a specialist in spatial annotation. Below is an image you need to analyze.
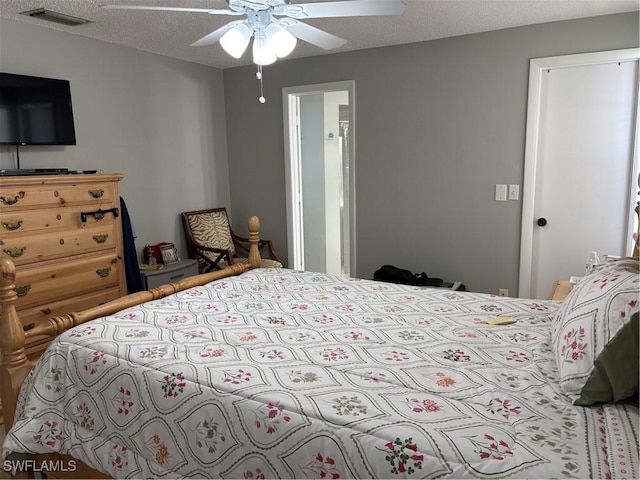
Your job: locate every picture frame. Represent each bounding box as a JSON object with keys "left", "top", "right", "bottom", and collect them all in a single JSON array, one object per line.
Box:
[{"left": 159, "top": 244, "right": 180, "bottom": 264}]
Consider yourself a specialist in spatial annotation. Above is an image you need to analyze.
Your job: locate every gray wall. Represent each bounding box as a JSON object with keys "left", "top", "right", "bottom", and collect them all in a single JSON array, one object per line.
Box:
[
  {"left": 224, "top": 12, "right": 639, "bottom": 294},
  {"left": 0, "top": 17, "right": 230, "bottom": 262},
  {"left": 0, "top": 12, "right": 636, "bottom": 295}
]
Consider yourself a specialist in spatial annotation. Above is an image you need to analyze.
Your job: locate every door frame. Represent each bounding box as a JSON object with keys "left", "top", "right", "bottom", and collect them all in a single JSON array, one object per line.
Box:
[
  {"left": 282, "top": 80, "right": 356, "bottom": 273},
  {"left": 518, "top": 48, "right": 640, "bottom": 298}
]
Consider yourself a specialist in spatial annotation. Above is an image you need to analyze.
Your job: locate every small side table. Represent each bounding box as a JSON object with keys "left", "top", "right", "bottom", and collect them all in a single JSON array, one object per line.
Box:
[{"left": 140, "top": 259, "right": 198, "bottom": 289}]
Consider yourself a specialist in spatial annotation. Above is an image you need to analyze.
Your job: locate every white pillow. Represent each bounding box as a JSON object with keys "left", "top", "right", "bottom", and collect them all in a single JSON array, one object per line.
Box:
[{"left": 551, "top": 258, "right": 639, "bottom": 401}]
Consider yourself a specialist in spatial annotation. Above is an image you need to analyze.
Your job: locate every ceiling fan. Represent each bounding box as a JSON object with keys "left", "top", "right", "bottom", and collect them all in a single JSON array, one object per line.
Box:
[{"left": 103, "top": 0, "right": 406, "bottom": 66}]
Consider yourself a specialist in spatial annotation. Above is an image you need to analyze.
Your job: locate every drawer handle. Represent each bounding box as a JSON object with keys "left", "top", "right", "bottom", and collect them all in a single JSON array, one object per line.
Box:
[
  {"left": 2, "top": 219, "right": 23, "bottom": 231},
  {"left": 23, "top": 323, "right": 35, "bottom": 332},
  {"left": 93, "top": 233, "right": 109, "bottom": 244},
  {"left": 40, "top": 307, "right": 52, "bottom": 315},
  {"left": 0, "top": 191, "right": 25, "bottom": 206},
  {"left": 96, "top": 267, "right": 112, "bottom": 278},
  {"left": 80, "top": 207, "right": 119, "bottom": 223},
  {"left": 170, "top": 273, "right": 185, "bottom": 280},
  {"left": 3, "top": 246, "right": 27, "bottom": 258},
  {"left": 88, "top": 189, "right": 104, "bottom": 199},
  {"left": 14, "top": 284, "right": 31, "bottom": 297}
]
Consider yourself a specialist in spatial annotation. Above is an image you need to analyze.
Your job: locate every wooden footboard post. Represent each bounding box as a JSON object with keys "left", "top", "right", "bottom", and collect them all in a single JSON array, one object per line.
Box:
[
  {"left": 247, "top": 215, "right": 261, "bottom": 269},
  {"left": 0, "top": 255, "right": 32, "bottom": 432}
]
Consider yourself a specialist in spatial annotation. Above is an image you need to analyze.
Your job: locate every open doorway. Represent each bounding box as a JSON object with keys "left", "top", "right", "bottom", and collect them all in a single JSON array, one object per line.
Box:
[{"left": 282, "top": 81, "right": 356, "bottom": 276}]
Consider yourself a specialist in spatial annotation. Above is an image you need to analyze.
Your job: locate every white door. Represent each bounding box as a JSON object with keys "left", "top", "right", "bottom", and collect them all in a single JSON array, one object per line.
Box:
[
  {"left": 519, "top": 49, "right": 639, "bottom": 299},
  {"left": 282, "top": 81, "right": 356, "bottom": 276}
]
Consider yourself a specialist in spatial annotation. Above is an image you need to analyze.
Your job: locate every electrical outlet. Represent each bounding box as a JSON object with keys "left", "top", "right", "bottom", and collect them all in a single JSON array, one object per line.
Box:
[{"left": 498, "top": 288, "right": 509, "bottom": 297}]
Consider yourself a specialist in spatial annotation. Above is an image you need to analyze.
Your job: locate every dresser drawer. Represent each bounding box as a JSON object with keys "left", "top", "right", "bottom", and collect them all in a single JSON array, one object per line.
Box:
[
  {"left": 0, "top": 205, "right": 118, "bottom": 236},
  {"left": 0, "top": 181, "right": 116, "bottom": 211},
  {"left": 1, "top": 224, "right": 118, "bottom": 266},
  {"left": 20, "top": 287, "right": 123, "bottom": 346},
  {"left": 13, "top": 253, "right": 123, "bottom": 309}
]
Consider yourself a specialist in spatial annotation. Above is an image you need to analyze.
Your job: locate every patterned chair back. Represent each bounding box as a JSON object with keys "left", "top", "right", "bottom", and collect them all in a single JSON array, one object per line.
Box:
[
  {"left": 183, "top": 207, "right": 284, "bottom": 272},
  {"left": 186, "top": 209, "right": 236, "bottom": 257}
]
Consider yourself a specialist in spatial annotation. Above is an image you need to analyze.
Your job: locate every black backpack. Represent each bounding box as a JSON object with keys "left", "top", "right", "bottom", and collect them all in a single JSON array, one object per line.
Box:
[{"left": 373, "top": 265, "right": 443, "bottom": 287}]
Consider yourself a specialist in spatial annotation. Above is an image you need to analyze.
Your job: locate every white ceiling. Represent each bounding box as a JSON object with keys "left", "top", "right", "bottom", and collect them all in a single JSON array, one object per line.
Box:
[{"left": 1, "top": 0, "right": 638, "bottom": 69}]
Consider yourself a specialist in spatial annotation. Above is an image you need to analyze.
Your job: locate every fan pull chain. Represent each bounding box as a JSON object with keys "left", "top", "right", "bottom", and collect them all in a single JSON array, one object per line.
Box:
[{"left": 256, "top": 65, "right": 266, "bottom": 103}]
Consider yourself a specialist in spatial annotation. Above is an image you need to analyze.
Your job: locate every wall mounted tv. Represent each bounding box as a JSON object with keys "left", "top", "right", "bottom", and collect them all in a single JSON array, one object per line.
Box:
[{"left": 0, "top": 72, "right": 76, "bottom": 146}]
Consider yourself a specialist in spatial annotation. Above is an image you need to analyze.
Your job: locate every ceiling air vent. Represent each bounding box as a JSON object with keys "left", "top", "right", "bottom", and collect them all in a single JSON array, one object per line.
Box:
[{"left": 20, "top": 8, "right": 91, "bottom": 27}]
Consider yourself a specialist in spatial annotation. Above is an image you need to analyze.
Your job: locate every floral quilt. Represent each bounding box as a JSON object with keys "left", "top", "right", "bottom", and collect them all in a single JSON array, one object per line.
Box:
[{"left": 3, "top": 268, "right": 638, "bottom": 479}]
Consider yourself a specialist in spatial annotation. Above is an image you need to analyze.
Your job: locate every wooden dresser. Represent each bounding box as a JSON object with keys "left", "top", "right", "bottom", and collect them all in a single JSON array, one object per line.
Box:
[{"left": 0, "top": 173, "right": 128, "bottom": 358}]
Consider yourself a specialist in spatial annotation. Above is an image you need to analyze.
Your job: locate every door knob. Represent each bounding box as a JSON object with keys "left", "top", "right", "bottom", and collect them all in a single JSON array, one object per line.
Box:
[{"left": 537, "top": 217, "right": 548, "bottom": 227}]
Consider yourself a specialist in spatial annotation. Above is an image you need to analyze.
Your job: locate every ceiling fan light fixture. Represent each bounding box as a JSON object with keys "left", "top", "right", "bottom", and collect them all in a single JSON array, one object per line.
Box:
[
  {"left": 219, "top": 22, "right": 253, "bottom": 58},
  {"left": 252, "top": 35, "right": 277, "bottom": 66},
  {"left": 264, "top": 22, "right": 297, "bottom": 58}
]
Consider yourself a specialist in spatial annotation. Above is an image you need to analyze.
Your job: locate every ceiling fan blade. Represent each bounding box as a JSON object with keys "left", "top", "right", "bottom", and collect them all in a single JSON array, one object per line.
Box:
[
  {"left": 282, "top": 0, "right": 405, "bottom": 19},
  {"left": 191, "top": 21, "right": 245, "bottom": 47},
  {"left": 101, "top": 5, "right": 240, "bottom": 15},
  {"left": 283, "top": 19, "right": 346, "bottom": 50}
]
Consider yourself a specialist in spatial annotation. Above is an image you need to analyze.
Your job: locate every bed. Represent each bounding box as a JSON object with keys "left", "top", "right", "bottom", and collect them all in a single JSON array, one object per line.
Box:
[{"left": 1, "top": 216, "right": 638, "bottom": 479}]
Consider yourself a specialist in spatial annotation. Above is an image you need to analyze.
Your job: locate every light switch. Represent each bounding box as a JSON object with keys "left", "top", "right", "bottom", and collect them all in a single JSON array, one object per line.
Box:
[
  {"left": 495, "top": 184, "right": 507, "bottom": 201},
  {"left": 508, "top": 184, "right": 519, "bottom": 200}
]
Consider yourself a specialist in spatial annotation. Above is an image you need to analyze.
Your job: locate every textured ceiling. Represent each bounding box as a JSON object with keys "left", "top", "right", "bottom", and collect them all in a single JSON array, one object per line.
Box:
[{"left": 0, "top": 0, "right": 638, "bottom": 69}]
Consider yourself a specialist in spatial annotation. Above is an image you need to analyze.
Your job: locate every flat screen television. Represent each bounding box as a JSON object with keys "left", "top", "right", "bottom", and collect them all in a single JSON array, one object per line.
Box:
[{"left": 0, "top": 72, "right": 76, "bottom": 146}]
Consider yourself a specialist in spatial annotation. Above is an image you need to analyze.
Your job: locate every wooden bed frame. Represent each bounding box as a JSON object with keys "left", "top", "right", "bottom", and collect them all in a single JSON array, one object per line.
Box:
[{"left": 0, "top": 215, "right": 263, "bottom": 479}]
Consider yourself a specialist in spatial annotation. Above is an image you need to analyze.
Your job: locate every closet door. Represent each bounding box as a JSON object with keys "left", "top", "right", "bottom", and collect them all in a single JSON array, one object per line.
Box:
[{"left": 519, "top": 49, "right": 639, "bottom": 299}]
